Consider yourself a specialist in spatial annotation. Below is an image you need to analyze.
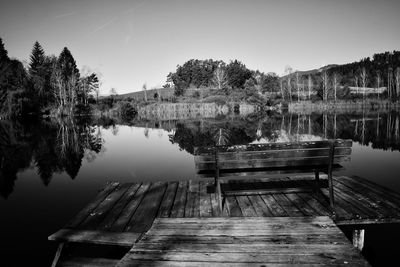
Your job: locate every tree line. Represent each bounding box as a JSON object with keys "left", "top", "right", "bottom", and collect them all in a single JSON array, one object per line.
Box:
[
  {"left": 0, "top": 38, "right": 99, "bottom": 118},
  {"left": 280, "top": 51, "right": 400, "bottom": 102},
  {"left": 167, "top": 51, "right": 400, "bottom": 103},
  {"left": 166, "top": 59, "right": 279, "bottom": 97}
]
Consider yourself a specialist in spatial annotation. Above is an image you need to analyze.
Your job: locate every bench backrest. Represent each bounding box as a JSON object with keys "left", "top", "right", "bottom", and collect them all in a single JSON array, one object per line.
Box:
[{"left": 194, "top": 139, "right": 352, "bottom": 176}]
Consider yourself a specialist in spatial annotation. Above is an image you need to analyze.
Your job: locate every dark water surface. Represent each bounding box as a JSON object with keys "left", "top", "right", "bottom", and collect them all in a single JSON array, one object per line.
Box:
[{"left": 1, "top": 112, "right": 400, "bottom": 266}]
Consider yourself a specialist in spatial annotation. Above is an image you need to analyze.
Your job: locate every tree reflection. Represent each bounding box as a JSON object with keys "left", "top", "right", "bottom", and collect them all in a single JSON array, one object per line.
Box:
[{"left": 0, "top": 118, "right": 103, "bottom": 198}]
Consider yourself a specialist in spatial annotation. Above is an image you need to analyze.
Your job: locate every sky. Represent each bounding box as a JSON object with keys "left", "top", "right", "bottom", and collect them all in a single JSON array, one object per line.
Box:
[{"left": 1, "top": 0, "right": 399, "bottom": 95}]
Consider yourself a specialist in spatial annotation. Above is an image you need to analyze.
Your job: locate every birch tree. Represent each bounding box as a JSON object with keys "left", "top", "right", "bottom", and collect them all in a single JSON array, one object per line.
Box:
[
  {"left": 395, "top": 67, "right": 400, "bottom": 100},
  {"left": 307, "top": 75, "right": 313, "bottom": 100},
  {"left": 332, "top": 73, "right": 340, "bottom": 101},
  {"left": 360, "top": 67, "right": 368, "bottom": 100},
  {"left": 321, "top": 71, "right": 329, "bottom": 101},
  {"left": 376, "top": 71, "right": 381, "bottom": 100},
  {"left": 296, "top": 72, "right": 300, "bottom": 101},
  {"left": 284, "top": 66, "right": 293, "bottom": 102},
  {"left": 212, "top": 66, "right": 227, "bottom": 90}
]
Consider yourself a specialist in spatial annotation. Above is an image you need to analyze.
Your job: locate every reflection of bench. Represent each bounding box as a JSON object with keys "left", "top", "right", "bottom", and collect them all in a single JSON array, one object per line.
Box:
[{"left": 194, "top": 139, "right": 352, "bottom": 215}]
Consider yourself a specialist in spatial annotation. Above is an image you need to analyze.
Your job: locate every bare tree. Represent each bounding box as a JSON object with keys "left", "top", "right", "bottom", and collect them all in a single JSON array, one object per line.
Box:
[
  {"left": 280, "top": 79, "right": 284, "bottom": 100},
  {"left": 321, "top": 71, "right": 329, "bottom": 101},
  {"left": 212, "top": 67, "right": 227, "bottom": 90},
  {"left": 142, "top": 83, "right": 147, "bottom": 102},
  {"left": 376, "top": 71, "right": 382, "bottom": 100},
  {"left": 332, "top": 73, "right": 341, "bottom": 101},
  {"left": 307, "top": 75, "right": 313, "bottom": 100},
  {"left": 395, "top": 67, "right": 400, "bottom": 100},
  {"left": 284, "top": 66, "right": 293, "bottom": 102},
  {"left": 354, "top": 76, "right": 359, "bottom": 95},
  {"left": 360, "top": 67, "right": 368, "bottom": 100},
  {"left": 388, "top": 67, "right": 393, "bottom": 100},
  {"left": 296, "top": 72, "right": 300, "bottom": 101}
]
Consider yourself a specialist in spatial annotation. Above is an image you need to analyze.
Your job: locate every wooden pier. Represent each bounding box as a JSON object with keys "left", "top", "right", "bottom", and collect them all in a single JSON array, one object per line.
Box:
[
  {"left": 48, "top": 174, "right": 400, "bottom": 266},
  {"left": 117, "top": 217, "right": 369, "bottom": 266}
]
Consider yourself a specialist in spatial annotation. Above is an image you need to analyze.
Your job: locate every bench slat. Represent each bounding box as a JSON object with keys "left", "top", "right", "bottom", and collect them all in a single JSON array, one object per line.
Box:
[
  {"left": 194, "top": 139, "right": 352, "bottom": 155},
  {"left": 196, "top": 156, "right": 350, "bottom": 171},
  {"left": 195, "top": 147, "right": 351, "bottom": 164}
]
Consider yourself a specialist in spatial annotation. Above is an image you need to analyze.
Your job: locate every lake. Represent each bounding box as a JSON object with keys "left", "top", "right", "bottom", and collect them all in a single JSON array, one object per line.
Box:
[{"left": 1, "top": 111, "right": 400, "bottom": 266}]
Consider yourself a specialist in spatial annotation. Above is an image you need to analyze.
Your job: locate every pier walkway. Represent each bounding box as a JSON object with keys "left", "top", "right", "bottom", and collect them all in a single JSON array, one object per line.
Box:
[
  {"left": 117, "top": 216, "right": 370, "bottom": 266},
  {"left": 48, "top": 174, "right": 400, "bottom": 266}
]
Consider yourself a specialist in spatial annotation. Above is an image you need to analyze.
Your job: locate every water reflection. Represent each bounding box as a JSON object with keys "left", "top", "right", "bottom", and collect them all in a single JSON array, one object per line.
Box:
[
  {"left": 0, "top": 118, "right": 103, "bottom": 198},
  {"left": 1, "top": 111, "right": 400, "bottom": 198}
]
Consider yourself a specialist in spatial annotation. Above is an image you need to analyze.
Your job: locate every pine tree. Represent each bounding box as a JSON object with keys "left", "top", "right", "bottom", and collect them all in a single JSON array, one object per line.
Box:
[
  {"left": 29, "top": 41, "right": 45, "bottom": 76},
  {"left": 57, "top": 47, "right": 79, "bottom": 83},
  {"left": 0, "top": 38, "right": 9, "bottom": 63}
]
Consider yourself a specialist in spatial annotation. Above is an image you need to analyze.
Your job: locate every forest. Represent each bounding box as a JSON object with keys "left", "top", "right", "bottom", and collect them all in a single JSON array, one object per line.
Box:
[
  {"left": 166, "top": 51, "right": 400, "bottom": 103},
  {"left": 0, "top": 38, "right": 99, "bottom": 118}
]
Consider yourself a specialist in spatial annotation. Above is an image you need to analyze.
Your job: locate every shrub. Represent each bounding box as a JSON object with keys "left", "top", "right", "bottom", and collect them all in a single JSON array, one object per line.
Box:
[{"left": 119, "top": 102, "right": 137, "bottom": 121}]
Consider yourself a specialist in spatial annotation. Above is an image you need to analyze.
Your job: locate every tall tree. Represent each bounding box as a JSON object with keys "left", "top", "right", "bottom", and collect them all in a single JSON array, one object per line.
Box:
[
  {"left": 226, "top": 60, "right": 252, "bottom": 89},
  {"left": 284, "top": 66, "right": 293, "bottom": 102},
  {"left": 376, "top": 70, "right": 382, "bottom": 100},
  {"left": 307, "top": 75, "right": 313, "bottom": 100},
  {"left": 321, "top": 71, "right": 329, "bottom": 101},
  {"left": 212, "top": 65, "right": 227, "bottom": 90},
  {"left": 360, "top": 67, "right": 368, "bottom": 100},
  {"left": 332, "top": 73, "right": 341, "bottom": 101}
]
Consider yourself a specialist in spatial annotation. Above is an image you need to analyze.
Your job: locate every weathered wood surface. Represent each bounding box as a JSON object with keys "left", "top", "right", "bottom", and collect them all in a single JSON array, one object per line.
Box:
[
  {"left": 48, "top": 175, "right": 400, "bottom": 247},
  {"left": 194, "top": 139, "right": 352, "bottom": 155},
  {"left": 117, "top": 217, "right": 370, "bottom": 267}
]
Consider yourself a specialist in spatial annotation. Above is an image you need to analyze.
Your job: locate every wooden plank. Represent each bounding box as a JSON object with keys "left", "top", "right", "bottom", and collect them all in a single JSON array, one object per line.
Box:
[
  {"left": 125, "top": 182, "right": 167, "bottom": 232},
  {"left": 130, "top": 243, "right": 361, "bottom": 254},
  {"left": 170, "top": 181, "right": 188, "bottom": 218},
  {"left": 65, "top": 182, "right": 119, "bottom": 229},
  {"left": 284, "top": 193, "right": 317, "bottom": 216},
  {"left": 139, "top": 233, "right": 350, "bottom": 245},
  {"left": 152, "top": 216, "right": 336, "bottom": 224},
  {"left": 58, "top": 257, "right": 119, "bottom": 267},
  {"left": 192, "top": 180, "right": 201, "bottom": 217},
  {"left": 185, "top": 180, "right": 200, "bottom": 217},
  {"left": 109, "top": 183, "right": 151, "bottom": 232},
  {"left": 118, "top": 252, "right": 367, "bottom": 265},
  {"left": 338, "top": 176, "right": 400, "bottom": 216},
  {"left": 194, "top": 139, "right": 352, "bottom": 155},
  {"left": 199, "top": 180, "right": 213, "bottom": 217},
  {"left": 48, "top": 229, "right": 141, "bottom": 246},
  {"left": 259, "top": 194, "right": 288, "bottom": 217},
  {"left": 79, "top": 183, "right": 132, "bottom": 230},
  {"left": 97, "top": 183, "right": 141, "bottom": 230},
  {"left": 225, "top": 196, "right": 242, "bottom": 217},
  {"left": 196, "top": 165, "right": 344, "bottom": 179},
  {"left": 196, "top": 156, "right": 350, "bottom": 171},
  {"left": 157, "top": 182, "right": 178, "bottom": 218},
  {"left": 196, "top": 147, "right": 352, "bottom": 163},
  {"left": 272, "top": 194, "right": 304, "bottom": 217},
  {"left": 235, "top": 195, "right": 257, "bottom": 217},
  {"left": 297, "top": 193, "right": 330, "bottom": 216},
  {"left": 118, "top": 260, "right": 368, "bottom": 267}
]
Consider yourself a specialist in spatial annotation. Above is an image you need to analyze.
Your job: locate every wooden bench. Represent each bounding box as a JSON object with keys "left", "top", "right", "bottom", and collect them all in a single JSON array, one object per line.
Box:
[{"left": 194, "top": 139, "right": 352, "bottom": 215}]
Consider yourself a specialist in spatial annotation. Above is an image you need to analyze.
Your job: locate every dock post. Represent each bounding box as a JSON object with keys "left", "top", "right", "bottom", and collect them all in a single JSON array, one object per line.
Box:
[
  {"left": 352, "top": 229, "right": 365, "bottom": 251},
  {"left": 327, "top": 141, "right": 335, "bottom": 215},
  {"left": 51, "top": 242, "right": 65, "bottom": 267},
  {"left": 214, "top": 147, "right": 223, "bottom": 216}
]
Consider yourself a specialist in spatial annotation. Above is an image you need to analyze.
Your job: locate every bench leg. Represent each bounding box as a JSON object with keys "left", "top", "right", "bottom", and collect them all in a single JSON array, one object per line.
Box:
[
  {"left": 328, "top": 172, "right": 335, "bottom": 215},
  {"left": 214, "top": 167, "right": 224, "bottom": 216},
  {"left": 314, "top": 171, "right": 320, "bottom": 191},
  {"left": 51, "top": 242, "right": 65, "bottom": 267}
]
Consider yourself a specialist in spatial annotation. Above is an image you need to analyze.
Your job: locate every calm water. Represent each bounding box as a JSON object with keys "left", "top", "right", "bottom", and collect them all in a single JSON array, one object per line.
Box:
[{"left": 1, "top": 112, "right": 400, "bottom": 266}]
